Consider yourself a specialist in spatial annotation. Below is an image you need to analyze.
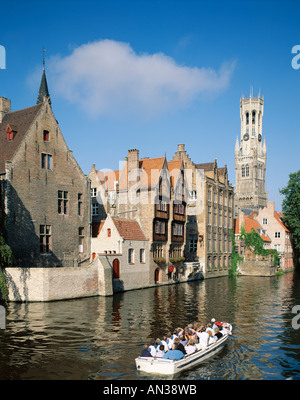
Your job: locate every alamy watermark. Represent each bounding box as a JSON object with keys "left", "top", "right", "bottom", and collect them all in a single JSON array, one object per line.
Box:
[
  {"left": 0, "top": 305, "right": 6, "bottom": 329},
  {"left": 0, "top": 45, "right": 5, "bottom": 69},
  {"left": 291, "top": 45, "right": 300, "bottom": 70},
  {"left": 292, "top": 305, "right": 300, "bottom": 330}
]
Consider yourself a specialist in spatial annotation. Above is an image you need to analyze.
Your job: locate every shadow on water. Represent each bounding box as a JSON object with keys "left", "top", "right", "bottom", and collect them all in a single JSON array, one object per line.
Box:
[{"left": 0, "top": 272, "right": 300, "bottom": 380}]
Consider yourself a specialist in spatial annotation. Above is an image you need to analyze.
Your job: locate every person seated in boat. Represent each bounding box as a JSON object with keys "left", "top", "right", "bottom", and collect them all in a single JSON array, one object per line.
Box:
[
  {"left": 173, "top": 337, "right": 187, "bottom": 355},
  {"left": 186, "top": 328, "right": 198, "bottom": 342},
  {"left": 211, "top": 318, "right": 217, "bottom": 331},
  {"left": 213, "top": 327, "right": 223, "bottom": 340},
  {"left": 166, "top": 332, "right": 174, "bottom": 350},
  {"left": 160, "top": 336, "right": 169, "bottom": 352},
  {"left": 155, "top": 344, "right": 166, "bottom": 358},
  {"left": 171, "top": 328, "right": 179, "bottom": 340},
  {"left": 148, "top": 339, "right": 157, "bottom": 357},
  {"left": 185, "top": 339, "right": 197, "bottom": 355},
  {"left": 179, "top": 334, "right": 187, "bottom": 347},
  {"left": 162, "top": 343, "right": 185, "bottom": 360},
  {"left": 221, "top": 323, "right": 232, "bottom": 335},
  {"left": 196, "top": 326, "right": 210, "bottom": 350},
  {"left": 141, "top": 344, "right": 152, "bottom": 357},
  {"left": 207, "top": 329, "right": 216, "bottom": 344},
  {"left": 206, "top": 323, "right": 214, "bottom": 336}
]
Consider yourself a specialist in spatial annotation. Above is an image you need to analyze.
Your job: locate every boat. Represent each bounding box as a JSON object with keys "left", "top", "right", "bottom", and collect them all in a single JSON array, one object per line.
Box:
[{"left": 135, "top": 323, "right": 232, "bottom": 375}]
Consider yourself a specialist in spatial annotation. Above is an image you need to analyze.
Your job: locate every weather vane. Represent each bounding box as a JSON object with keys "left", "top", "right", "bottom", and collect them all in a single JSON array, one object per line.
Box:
[{"left": 42, "top": 48, "right": 46, "bottom": 68}]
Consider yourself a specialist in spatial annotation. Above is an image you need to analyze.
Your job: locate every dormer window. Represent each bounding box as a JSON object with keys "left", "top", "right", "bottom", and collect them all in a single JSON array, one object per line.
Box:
[
  {"left": 6, "top": 124, "right": 16, "bottom": 141},
  {"left": 43, "top": 130, "right": 49, "bottom": 141}
]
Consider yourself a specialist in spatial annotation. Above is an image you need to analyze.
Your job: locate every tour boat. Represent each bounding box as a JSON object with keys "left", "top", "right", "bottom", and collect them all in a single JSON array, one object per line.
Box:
[{"left": 135, "top": 323, "right": 232, "bottom": 375}]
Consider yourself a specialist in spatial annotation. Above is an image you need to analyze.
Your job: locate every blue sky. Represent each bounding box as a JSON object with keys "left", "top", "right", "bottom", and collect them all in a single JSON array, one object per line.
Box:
[{"left": 1, "top": 0, "right": 300, "bottom": 211}]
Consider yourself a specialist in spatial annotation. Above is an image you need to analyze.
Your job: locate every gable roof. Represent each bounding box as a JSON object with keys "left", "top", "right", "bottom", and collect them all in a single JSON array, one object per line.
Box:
[
  {"left": 274, "top": 211, "right": 290, "bottom": 232},
  {"left": 0, "top": 104, "right": 42, "bottom": 173},
  {"left": 112, "top": 218, "right": 147, "bottom": 241}
]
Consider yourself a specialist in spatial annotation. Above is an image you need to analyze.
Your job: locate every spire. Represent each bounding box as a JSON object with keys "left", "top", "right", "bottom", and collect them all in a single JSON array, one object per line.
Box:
[
  {"left": 235, "top": 136, "right": 239, "bottom": 153},
  {"left": 37, "top": 49, "right": 50, "bottom": 104}
]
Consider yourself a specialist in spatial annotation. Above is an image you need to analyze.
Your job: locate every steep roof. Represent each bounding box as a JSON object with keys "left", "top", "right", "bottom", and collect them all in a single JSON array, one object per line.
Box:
[
  {"left": 195, "top": 162, "right": 214, "bottom": 171},
  {"left": 112, "top": 218, "right": 147, "bottom": 241},
  {"left": 37, "top": 68, "right": 50, "bottom": 104},
  {"left": 0, "top": 104, "right": 42, "bottom": 173},
  {"left": 274, "top": 211, "right": 290, "bottom": 232}
]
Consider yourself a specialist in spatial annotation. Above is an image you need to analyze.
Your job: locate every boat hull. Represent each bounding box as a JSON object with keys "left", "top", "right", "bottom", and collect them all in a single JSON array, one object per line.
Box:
[{"left": 135, "top": 333, "right": 229, "bottom": 375}]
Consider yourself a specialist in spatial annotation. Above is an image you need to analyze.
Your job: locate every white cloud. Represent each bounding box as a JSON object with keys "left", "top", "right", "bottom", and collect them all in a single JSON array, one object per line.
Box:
[{"left": 48, "top": 39, "right": 235, "bottom": 118}]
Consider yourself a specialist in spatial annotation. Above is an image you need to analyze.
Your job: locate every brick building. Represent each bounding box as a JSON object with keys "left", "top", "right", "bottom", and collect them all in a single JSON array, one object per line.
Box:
[
  {"left": 89, "top": 149, "right": 187, "bottom": 285},
  {"left": 172, "top": 144, "right": 234, "bottom": 277},
  {"left": 0, "top": 68, "right": 91, "bottom": 268}
]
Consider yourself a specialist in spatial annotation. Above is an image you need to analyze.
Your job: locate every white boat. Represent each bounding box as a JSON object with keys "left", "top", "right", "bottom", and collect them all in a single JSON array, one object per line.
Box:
[{"left": 135, "top": 324, "right": 232, "bottom": 375}]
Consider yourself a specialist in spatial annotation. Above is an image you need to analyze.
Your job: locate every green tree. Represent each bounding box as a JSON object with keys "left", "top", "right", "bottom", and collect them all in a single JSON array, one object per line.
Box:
[{"left": 280, "top": 170, "right": 300, "bottom": 264}]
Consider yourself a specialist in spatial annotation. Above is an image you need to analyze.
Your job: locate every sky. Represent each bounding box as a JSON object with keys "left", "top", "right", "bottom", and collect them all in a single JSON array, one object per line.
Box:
[{"left": 1, "top": 0, "right": 300, "bottom": 211}]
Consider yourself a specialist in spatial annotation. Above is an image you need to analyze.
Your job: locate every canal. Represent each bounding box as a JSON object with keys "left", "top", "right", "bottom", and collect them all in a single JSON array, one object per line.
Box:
[{"left": 1, "top": 271, "right": 300, "bottom": 380}]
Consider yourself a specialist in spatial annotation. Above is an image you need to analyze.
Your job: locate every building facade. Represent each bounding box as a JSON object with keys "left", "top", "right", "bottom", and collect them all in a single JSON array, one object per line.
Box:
[
  {"left": 172, "top": 144, "right": 234, "bottom": 277},
  {"left": 0, "top": 68, "right": 91, "bottom": 268},
  {"left": 235, "top": 94, "right": 268, "bottom": 215},
  {"left": 255, "top": 201, "right": 293, "bottom": 270}
]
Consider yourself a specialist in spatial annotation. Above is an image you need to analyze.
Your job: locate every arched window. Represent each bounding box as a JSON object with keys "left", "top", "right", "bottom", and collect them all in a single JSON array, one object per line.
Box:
[
  {"left": 252, "top": 110, "right": 256, "bottom": 124},
  {"left": 242, "top": 165, "right": 245, "bottom": 177},
  {"left": 246, "top": 165, "right": 249, "bottom": 177},
  {"left": 246, "top": 112, "right": 249, "bottom": 125}
]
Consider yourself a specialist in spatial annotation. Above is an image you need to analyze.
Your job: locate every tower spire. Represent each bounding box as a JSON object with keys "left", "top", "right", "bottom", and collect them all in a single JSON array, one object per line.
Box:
[{"left": 37, "top": 48, "right": 50, "bottom": 104}]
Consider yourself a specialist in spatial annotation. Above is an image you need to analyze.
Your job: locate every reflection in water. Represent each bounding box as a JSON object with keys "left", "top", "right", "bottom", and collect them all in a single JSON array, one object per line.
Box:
[{"left": 1, "top": 272, "right": 300, "bottom": 380}]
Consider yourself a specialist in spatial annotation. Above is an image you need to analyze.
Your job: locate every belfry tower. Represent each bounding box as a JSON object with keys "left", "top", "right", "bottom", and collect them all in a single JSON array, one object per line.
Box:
[{"left": 235, "top": 93, "right": 268, "bottom": 214}]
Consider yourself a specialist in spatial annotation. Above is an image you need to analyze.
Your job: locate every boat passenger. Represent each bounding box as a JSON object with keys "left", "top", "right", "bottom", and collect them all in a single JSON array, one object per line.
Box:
[
  {"left": 155, "top": 338, "right": 161, "bottom": 349},
  {"left": 166, "top": 332, "right": 174, "bottom": 350},
  {"left": 197, "top": 326, "right": 210, "bottom": 350},
  {"left": 162, "top": 344, "right": 185, "bottom": 360},
  {"left": 213, "top": 327, "right": 223, "bottom": 340},
  {"left": 141, "top": 345, "right": 152, "bottom": 357},
  {"left": 173, "top": 337, "right": 187, "bottom": 355},
  {"left": 185, "top": 339, "right": 197, "bottom": 355},
  {"left": 211, "top": 318, "right": 217, "bottom": 331},
  {"left": 206, "top": 323, "right": 214, "bottom": 336},
  {"left": 155, "top": 344, "right": 166, "bottom": 358},
  {"left": 222, "top": 323, "right": 232, "bottom": 335},
  {"left": 148, "top": 340, "right": 157, "bottom": 357},
  {"left": 161, "top": 336, "right": 169, "bottom": 352},
  {"left": 207, "top": 329, "right": 216, "bottom": 344},
  {"left": 179, "top": 335, "right": 187, "bottom": 347}
]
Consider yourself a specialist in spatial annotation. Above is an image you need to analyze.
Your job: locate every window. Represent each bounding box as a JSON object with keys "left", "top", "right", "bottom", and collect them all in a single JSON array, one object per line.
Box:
[
  {"left": 79, "top": 227, "right": 84, "bottom": 253},
  {"left": 40, "top": 225, "right": 51, "bottom": 253},
  {"left": 242, "top": 165, "right": 245, "bottom": 177},
  {"left": 274, "top": 244, "right": 281, "bottom": 252},
  {"left": 189, "top": 190, "right": 197, "bottom": 201},
  {"left": 189, "top": 235, "right": 197, "bottom": 253},
  {"left": 107, "top": 228, "right": 111, "bottom": 237},
  {"left": 128, "top": 248, "right": 134, "bottom": 264},
  {"left": 263, "top": 218, "right": 268, "bottom": 225},
  {"left": 78, "top": 193, "right": 82, "bottom": 216},
  {"left": 92, "top": 203, "right": 99, "bottom": 216},
  {"left": 252, "top": 110, "right": 256, "bottom": 124},
  {"left": 153, "top": 244, "right": 163, "bottom": 258},
  {"left": 172, "top": 223, "right": 183, "bottom": 236},
  {"left": 246, "top": 112, "right": 249, "bottom": 125},
  {"left": 245, "top": 165, "right": 249, "bottom": 177},
  {"left": 275, "top": 232, "right": 281, "bottom": 238},
  {"left": 140, "top": 248, "right": 145, "bottom": 263},
  {"left": 58, "top": 191, "right": 68, "bottom": 215},
  {"left": 91, "top": 188, "right": 97, "bottom": 197},
  {"left": 157, "top": 199, "right": 167, "bottom": 211},
  {"left": 41, "top": 153, "right": 52, "bottom": 169},
  {"left": 155, "top": 220, "right": 166, "bottom": 235},
  {"left": 174, "top": 203, "right": 185, "bottom": 215},
  {"left": 43, "top": 130, "right": 49, "bottom": 141}
]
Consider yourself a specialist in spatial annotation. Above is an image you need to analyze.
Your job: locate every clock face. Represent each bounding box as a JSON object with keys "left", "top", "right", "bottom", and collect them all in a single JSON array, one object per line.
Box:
[
  {"left": 243, "top": 133, "right": 249, "bottom": 141},
  {"left": 258, "top": 134, "right": 262, "bottom": 142}
]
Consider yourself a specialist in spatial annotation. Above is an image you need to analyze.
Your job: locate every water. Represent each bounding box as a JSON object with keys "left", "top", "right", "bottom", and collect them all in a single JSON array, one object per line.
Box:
[{"left": 1, "top": 271, "right": 300, "bottom": 380}]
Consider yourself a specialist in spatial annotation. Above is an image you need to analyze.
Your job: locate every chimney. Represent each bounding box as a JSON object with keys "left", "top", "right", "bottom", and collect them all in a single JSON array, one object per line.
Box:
[
  {"left": 178, "top": 144, "right": 185, "bottom": 152},
  {"left": 0, "top": 97, "right": 11, "bottom": 123},
  {"left": 128, "top": 149, "right": 140, "bottom": 189}
]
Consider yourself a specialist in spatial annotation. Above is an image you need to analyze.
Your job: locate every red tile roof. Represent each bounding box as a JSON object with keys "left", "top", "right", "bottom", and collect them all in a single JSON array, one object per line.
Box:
[
  {"left": 274, "top": 211, "right": 290, "bottom": 232},
  {"left": 112, "top": 218, "right": 147, "bottom": 241},
  {"left": 235, "top": 216, "right": 271, "bottom": 242}
]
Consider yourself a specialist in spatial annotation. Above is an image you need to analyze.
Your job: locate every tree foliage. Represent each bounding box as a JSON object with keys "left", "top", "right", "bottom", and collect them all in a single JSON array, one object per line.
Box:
[{"left": 280, "top": 170, "right": 300, "bottom": 264}]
